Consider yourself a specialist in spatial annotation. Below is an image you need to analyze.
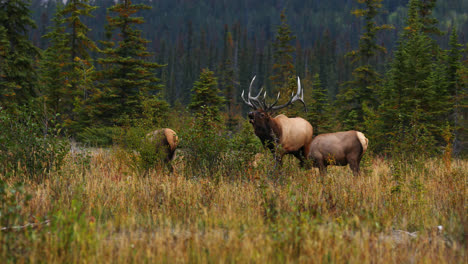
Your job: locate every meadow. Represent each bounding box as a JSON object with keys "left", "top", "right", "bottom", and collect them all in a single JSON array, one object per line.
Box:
[{"left": 0, "top": 145, "right": 466, "bottom": 263}]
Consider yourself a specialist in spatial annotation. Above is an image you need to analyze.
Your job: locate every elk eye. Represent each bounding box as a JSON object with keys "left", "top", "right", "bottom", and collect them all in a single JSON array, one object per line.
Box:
[{"left": 260, "top": 112, "right": 265, "bottom": 117}]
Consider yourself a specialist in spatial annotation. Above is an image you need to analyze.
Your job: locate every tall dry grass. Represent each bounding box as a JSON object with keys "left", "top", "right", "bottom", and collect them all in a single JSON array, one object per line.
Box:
[{"left": 1, "top": 148, "right": 466, "bottom": 263}]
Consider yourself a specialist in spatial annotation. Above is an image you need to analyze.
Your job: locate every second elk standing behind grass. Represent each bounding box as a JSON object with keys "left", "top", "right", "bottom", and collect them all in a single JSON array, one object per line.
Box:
[
  {"left": 146, "top": 128, "right": 179, "bottom": 172},
  {"left": 307, "top": 130, "right": 368, "bottom": 176}
]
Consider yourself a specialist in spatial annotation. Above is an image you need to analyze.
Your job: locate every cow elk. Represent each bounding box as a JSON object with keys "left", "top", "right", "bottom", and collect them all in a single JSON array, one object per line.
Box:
[
  {"left": 241, "top": 76, "right": 313, "bottom": 167},
  {"left": 307, "top": 130, "right": 368, "bottom": 176},
  {"left": 146, "top": 128, "right": 179, "bottom": 172}
]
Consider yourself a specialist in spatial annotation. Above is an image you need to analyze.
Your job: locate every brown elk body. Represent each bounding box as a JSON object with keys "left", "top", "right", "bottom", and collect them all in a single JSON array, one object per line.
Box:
[
  {"left": 146, "top": 128, "right": 179, "bottom": 165},
  {"left": 307, "top": 130, "right": 368, "bottom": 176},
  {"left": 242, "top": 76, "right": 313, "bottom": 166}
]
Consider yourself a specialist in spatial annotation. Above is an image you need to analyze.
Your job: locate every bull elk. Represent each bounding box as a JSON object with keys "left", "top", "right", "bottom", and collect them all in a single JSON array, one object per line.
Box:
[
  {"left": 241, "top": 76, "right": 313, "bottom": 167},
  {"left": 307, "top": 130, "right": 368, "bottom": 176},
  {"left": 146, "top": 128, "right": 179, "bottom": 172}
]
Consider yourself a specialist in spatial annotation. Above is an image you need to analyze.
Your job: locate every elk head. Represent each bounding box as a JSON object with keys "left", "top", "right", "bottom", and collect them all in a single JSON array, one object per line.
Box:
[{"left": 241, "top": 76, "right": 306, "bottom": 125}]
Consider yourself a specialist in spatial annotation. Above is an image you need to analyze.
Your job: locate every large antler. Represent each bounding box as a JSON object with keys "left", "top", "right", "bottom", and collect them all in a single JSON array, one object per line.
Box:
[
  {"left": 268, "top": 77, "right": 306, "bottom": 111},
  {"left": 241, "top": 76, "right": 306, "bottom": 112},
  {"left": 241, "top": 76, "right": 265, "bottom": 109}
]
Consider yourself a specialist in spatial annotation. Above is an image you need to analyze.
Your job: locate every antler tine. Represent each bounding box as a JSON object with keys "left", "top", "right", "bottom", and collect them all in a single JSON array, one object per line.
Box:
[
  {"left": 241, "top": 76, "right": 262, "bottom": 109},
  {"left": 295, "top": 76, "right": 307, "bottom": 112},
  {"left": 265, "top": 91, "right": 281, "bottom": 111},
  {"left": 250, "top": 87, "right": 264, "bottom": 109},
  {"left": 241, "top": 90, "right": 255, "bottom": 108},
  {"left": 270, "top": 76, "right": 307, "bottom": 111}
]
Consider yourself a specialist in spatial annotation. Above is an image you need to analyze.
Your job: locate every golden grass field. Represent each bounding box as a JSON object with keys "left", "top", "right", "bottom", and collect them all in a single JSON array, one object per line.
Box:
[{"left": 1, "top": 148, "right": 466, "bottom": 263}]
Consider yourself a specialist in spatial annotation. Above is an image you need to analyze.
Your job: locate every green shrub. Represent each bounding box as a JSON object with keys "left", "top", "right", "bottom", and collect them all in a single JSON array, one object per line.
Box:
[
  {"left": 0, "top": 105, "right": 69, "bottom": 181},
  {"left": 119, "top": 127, "right": 172, "bottom": 173},
  {"left": 180, "top": 117, "right": 262, "bottom": 179}
]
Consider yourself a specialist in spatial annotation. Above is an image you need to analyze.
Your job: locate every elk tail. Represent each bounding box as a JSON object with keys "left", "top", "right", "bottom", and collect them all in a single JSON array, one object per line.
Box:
[{"left": 356, "top": 131, "right": 368, "bottom": 157}]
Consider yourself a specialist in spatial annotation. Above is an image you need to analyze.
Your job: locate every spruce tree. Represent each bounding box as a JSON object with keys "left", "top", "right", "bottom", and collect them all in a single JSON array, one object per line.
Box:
[
  {"left": 220, "top": 26, "right": 238, "bottom": 131},
  {"left": 189, "top": 68, "right": 225, "bottom": 127},
  {"left": 336, "top": 0, "right": 392, "bottom": 131},
  {"left": 0, "top": 0, "right": 40, "bottom": 106},
  {"left": 446, "top": 27, "right": 466, "bottom": 154},
  {"left": 38, "top": 9, "right": 70, "bottom": 117},
  {"left": 417, "top": 0, "right": 443, "bottom": 36},
  {"left": 377, "top": 0, "right": 450, "bottom": 155},
  {"left": 270, "top": 10, "right": 296, "bottom": 105},
  {"left": 307, "top": 73, "right": 331, "bottom": 134},
  {"left": 91, "top": 0, "right": 167, "bottom": 127}
]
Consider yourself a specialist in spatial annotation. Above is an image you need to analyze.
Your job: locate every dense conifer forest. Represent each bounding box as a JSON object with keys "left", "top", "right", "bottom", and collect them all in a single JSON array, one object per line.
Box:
[{"left": 1, "top": 0, "right": 467, "bottom": 155}]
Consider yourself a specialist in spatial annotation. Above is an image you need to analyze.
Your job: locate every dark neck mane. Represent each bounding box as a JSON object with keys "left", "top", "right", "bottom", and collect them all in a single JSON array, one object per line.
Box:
[{"left": 254, "top": 116, "right": 282, "bottom": 149}]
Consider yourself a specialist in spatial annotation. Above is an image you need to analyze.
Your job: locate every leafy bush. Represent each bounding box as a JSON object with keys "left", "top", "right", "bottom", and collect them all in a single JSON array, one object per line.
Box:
[
  {"left": 180, "top": 117, "right": 262, "bottom": 179},
  {"left": 118, "top": 127, "right": 172, "bottom": 173},
  {"left": 0, "top": 104, "right": 69, "bottom": 181}
]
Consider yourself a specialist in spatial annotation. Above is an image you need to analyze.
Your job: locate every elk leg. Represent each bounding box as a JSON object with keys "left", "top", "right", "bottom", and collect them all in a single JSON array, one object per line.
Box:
[
  {"left": 293, "top": 151, "right": 305, "bottom": 168},
  {"left": 349, "top": 160, "right": 360, "bottom": 176},
  {"left": 318, "top": 159, "right": 327, "bottom": 176}
]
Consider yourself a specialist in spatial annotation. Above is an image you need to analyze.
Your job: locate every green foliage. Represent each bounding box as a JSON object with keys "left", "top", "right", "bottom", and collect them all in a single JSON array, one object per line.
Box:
[
  {"left": 337, "top": 0, "right": 393, "bottom": 131},
  {"left": 0, "top": 104, "right": 69, "bottom": 181},
  {"left": 376, "top": 0, "right": 451, "bottom": 155},
  {"left": 306, "top": 73, "right": 333, "bottom": 134},
  {"left": 38, "top": 0, "right": 97, "bottom": 132},
  {"left": 220, "top": 26, "right": 238, "bottom": 131},
  {"left": 180, "top": 118, "right": 261, "bottom": 180},
  {"left": 39, "top": 7, "right": 71, "bottom": 117},
  {"left": 91, "top": 0, "right": 166, "bottom": 127},
  {"left": 0, "top": 0, "right": 40, "bottom": 106},
  {"left": 189, "top": 68, "right": 225, "bottom": 125},
  {"left": 270, "top": 10, "right": 297, "bottom": 106}
]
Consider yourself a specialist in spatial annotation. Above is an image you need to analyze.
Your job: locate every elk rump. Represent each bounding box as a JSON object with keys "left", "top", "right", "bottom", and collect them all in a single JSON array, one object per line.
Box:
[
  {"left": 307, "top": 130, "right": 368, "bottom": 176},
  {"left": 146, "top": 128, "right": 179, "bottom": 168}
]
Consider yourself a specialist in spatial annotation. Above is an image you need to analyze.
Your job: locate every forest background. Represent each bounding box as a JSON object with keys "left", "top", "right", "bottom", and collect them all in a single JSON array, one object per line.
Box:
[{"left": 1, "top": 0, "right": 468, "bottom": 167}]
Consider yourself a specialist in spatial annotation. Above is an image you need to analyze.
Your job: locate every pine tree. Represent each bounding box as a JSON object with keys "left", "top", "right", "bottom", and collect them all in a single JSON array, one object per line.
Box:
[
  {"left": 220, "top": 25, "right": 238, "bottom": 131},
  {"left": 336, "top": 0, "right": 393, "bottom": 131},
  {"left": 38, "top": 9, "right": 70, "bottom": 117},
  {"left": 91, "top": 0, "right": 167, "bottom": 127},
  {"left": 446, "top": 27, "right": 466, "bottom": 154},
  {"left": 417, "top": 0, "right": 443, "bottom": 36},
  {"left": 61, "top": 0, "right": 97, "bottom": 63},
  {"left": 377, "top": 0, "right": 450, "bottom": 155},
  {"left": 189, "top": 68, "right": 225, "bottom": 127},
  {"left": 307, "top": 73, "right": 331, "bottom": 134},
  {"left": 0, "top": 0, "right": 40, "bottom": 106},
  {"left": 270, "top": 10, "right": 296, "bottom": 105}
]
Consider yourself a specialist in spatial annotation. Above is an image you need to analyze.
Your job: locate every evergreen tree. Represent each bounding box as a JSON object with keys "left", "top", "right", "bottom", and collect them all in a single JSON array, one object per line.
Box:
[
  {"left": 446, "top": 27, "right": 466, "bottom": 154},
  {"left": 377, "top": 0, "right": 450, "bottom": 154},
  {"left": 306, "top": 73, "right": 331, "bottom": 134},
  {"left": 91, "top": 0, "right": 167, "bottom": 127},
  {"left": 189, "top": 68, "right": 225, "bottom": 127},
  {"left": 417, "top": 0, "right": 443, "bottom": 36},
  {"left": 38, "top": 9, "right": 70, "bottom": 117},
  {"left": 220, "top": 25, "right": 238, "bottom": 131},
  {"left": 336, "top": 0, "right": 393, "bottom": 131},
  {"left": 270, "top": 10, "right": 296, "bottom": 105},
  {"left": 61, "top": 0, "right": 97, "bottom": 63},
  {"left": 0, "top": 0, "right": 40, "bottom": 106}
]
